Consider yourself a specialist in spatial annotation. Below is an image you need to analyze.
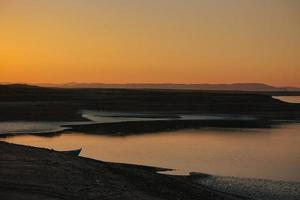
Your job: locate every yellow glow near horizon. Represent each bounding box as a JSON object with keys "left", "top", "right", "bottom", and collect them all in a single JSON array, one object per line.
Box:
[{"left": 0, "top": 0, "right": 299, "bottom": 86}]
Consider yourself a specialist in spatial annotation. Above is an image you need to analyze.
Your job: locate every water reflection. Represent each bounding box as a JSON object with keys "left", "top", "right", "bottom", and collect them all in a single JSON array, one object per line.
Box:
[
  {"left": 3, "top": 123, "right": 300, "bottom": 182},
  {"left": 273, "top": 96, "right": 300, "bottom": 103}
]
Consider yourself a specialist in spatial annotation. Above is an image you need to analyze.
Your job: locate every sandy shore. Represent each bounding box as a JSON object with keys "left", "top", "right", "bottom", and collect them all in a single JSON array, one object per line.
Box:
[
  {"left": 0, "top": 141, "right": 244, "bottom": 200},
  {"left": 192, "top": 173, "right": 300, "bottom": 200}
]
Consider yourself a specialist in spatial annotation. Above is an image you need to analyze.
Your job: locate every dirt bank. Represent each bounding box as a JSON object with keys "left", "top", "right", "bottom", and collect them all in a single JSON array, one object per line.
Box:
[{"left": 0, "top": 141, "right": 243, "bottom": 200}]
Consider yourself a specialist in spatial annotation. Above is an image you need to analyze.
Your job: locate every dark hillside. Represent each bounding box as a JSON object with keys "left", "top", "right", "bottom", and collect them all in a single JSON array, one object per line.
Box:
[{"left": 0, "top": 84, "right": 299, "bottom": 121}]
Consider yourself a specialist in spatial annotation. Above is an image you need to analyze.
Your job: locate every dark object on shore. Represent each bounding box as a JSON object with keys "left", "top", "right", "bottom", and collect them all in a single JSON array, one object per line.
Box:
[{"left": 60, "top": 148, "right": 82, "bottom": 156}]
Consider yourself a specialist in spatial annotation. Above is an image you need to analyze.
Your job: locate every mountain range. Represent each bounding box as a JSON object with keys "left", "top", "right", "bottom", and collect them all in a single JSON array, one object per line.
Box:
[{"left": 17, "top": 82, "right": 300, "bottom": 91}]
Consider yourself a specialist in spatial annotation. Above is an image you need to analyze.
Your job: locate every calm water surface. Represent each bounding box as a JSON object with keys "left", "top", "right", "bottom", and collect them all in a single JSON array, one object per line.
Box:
[
  {"left": 3, "top": 123, "right": 300, "bottom": 182},
  {"left": 274, "top": 96, "right": 300, "bottom": 103},
  {"left": 0, "top": 111, "right": 255, "bottom": 135}
]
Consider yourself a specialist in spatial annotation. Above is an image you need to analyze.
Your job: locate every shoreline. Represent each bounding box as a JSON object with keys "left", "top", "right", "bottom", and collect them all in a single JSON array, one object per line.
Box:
[
  {"left": 192, "top": 173, "right": 300, "bottom": 200},
  {"left": 0, "top": 141, "right": 243, "bottom": 200},
  {"left": 1, "top": 141, "right": 298, "bottom": 200},
  {"left": 1, "top": 117, "right": 299, "bottom": 138}
]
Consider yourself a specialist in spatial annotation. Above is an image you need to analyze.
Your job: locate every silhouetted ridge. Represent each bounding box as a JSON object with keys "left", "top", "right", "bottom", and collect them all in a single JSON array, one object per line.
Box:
[{"left": 30, "top": 83, "right": 300, "bottom": 91}]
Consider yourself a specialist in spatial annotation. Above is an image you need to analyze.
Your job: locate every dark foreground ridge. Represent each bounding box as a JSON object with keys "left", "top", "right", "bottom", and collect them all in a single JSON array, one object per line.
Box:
[{"left": 0, "top": 141, "right": 244, "bottom": 200}]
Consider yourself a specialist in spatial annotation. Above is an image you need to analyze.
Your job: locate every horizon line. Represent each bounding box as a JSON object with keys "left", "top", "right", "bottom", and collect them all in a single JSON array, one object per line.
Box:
[{"left": 1, "top": 82, "right": 300, "bottom": 88}]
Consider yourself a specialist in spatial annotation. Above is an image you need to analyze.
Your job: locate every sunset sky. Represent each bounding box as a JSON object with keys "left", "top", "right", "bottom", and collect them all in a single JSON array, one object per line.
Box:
[{"left": 0, "top": 0, "right": 299, "bottom": 86}]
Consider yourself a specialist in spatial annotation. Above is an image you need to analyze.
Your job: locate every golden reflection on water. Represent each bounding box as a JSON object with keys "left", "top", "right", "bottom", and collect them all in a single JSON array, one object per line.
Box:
[
  {"left": 3, "top": 124, "right": 300, "bottom": 181},
  {"left": 274, "top": 96, "right": 300, "bottom": 104}
]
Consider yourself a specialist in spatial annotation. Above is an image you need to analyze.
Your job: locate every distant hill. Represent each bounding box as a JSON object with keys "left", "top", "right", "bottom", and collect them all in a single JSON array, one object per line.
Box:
[
  {"left": 0, "top": 83, "right": 40, "bottom": 89},
  {"left": 34, "top": 83, "right": 300, "bottom": 91},
  {"left": 1, "top": 82, "right": 300, "bottom": 122},
  {"left": 1, "top": 83, "right": 299, "bottom": 92}
]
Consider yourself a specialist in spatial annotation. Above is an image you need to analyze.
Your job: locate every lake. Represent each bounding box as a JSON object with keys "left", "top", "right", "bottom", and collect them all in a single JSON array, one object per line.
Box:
[
  {"left": 1, "top": 97, "right": 300, "bottom": 182},
  {"left": 274, "top": 96, "right": 300, "bottom": 103},
  {"left": 2, "top": 123, "right": 300, "bottom": 182}
]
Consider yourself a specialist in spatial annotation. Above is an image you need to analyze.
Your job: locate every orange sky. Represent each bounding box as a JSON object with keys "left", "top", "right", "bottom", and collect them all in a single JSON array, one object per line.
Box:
[{"left": 0, "top": 0, "right": 299, "bottom": 86}]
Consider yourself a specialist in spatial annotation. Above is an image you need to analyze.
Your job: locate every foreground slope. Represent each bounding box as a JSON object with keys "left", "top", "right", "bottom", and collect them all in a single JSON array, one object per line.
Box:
[{"left": 0, "top": 142, "right": 243, "bottom": 200}]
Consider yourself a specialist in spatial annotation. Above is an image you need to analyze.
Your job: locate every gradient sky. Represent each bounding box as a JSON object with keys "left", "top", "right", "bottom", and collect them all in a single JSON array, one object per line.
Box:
[{"left": 0, "top": 0, "right": 299, "bottom": 86}]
